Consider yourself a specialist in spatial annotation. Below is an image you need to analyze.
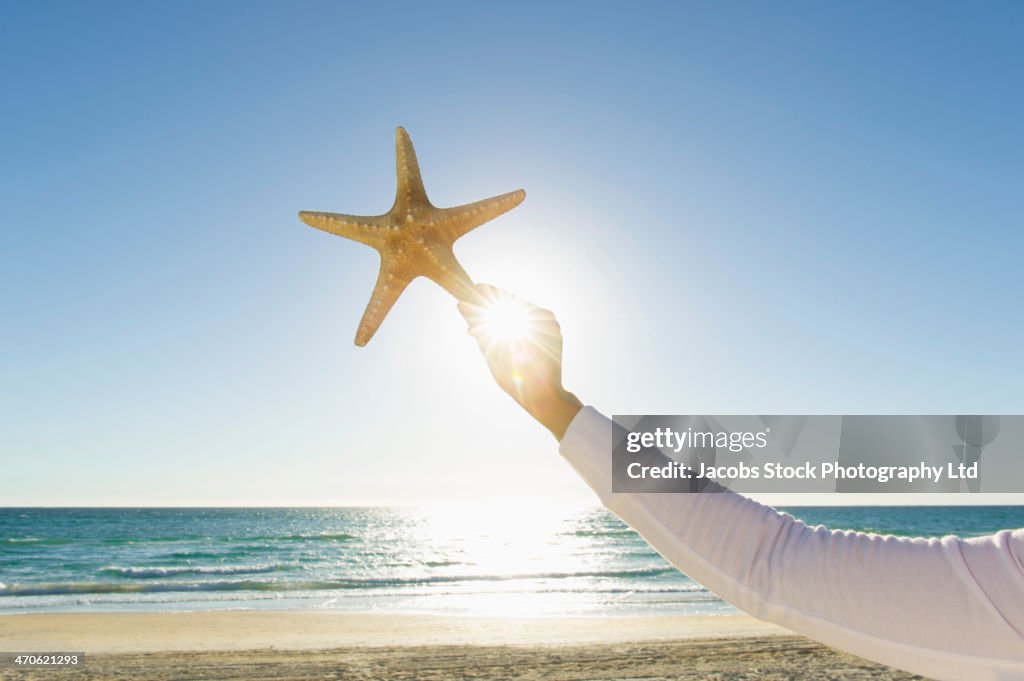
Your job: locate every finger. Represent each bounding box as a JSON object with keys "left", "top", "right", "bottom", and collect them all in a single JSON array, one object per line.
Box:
[
  {"left": 528, "top": 305, "right": 558, "bottom": 324},
  {"left": 458, "top": 284, "right": 512, "bottom": 329},
  {"left": 474, "top": 284, "right": 531, "bottom": 311},
  {"left": 454, "top": 283, "right": 499, "bottom": 316},
  {"left": 472, "top": 283, "right": 501, "bottom": 298},
  {"left": 458, "top": 297, "right": 490, "bottom": 327},
  {"left": 468, "top": 284, "right": 552, "bottom": 317},
  {"left": 528, "top": 307, "right": 561, "bottom": 336}
]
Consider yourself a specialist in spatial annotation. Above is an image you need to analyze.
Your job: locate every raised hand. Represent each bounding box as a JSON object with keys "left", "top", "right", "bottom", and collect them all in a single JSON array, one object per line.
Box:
[{"left": 458, "top": 285, "right": 582, "bottom": 440}]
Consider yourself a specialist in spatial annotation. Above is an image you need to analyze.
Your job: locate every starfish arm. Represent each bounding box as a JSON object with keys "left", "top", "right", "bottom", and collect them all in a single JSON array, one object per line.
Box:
[
  {"left": 298, "top": 211, "right": 389, "bottom": 248},
  {"left": 421, "top": 243, "right": 477, "bottom": 302},
  {"left": 393, "top": 127, "right": 430, "bottom": 209},
  {"left": 439, "top": 189, "right": 526, "bottom": 239},
  {"left": 354, "top": 259, "right": 414, "bottom": 346}
]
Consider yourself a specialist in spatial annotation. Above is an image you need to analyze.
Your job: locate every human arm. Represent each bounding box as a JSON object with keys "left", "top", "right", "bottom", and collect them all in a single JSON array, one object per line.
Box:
[
  {"left": 459, "top": 286, "right": 1024, "bottom": 681},
  {"left": 561, "top": 406, "right": 1024, "bottom": 681}
]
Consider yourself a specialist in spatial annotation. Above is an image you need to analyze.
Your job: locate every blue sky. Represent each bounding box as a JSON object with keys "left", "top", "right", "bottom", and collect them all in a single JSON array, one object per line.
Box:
[{"left": 2, "top": 1, "right": 1022, "bottom": 505}]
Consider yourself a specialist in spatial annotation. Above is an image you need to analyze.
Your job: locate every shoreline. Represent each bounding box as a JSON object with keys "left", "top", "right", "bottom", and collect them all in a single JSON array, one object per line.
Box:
[{"left": 0, "top": 611, "right": 786, "bottom": 653}]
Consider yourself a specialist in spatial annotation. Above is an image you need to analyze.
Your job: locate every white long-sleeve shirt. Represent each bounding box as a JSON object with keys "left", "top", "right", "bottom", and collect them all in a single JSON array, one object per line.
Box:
[{"left": 560, "top": 406, "right": 1024, "bottom": 681}]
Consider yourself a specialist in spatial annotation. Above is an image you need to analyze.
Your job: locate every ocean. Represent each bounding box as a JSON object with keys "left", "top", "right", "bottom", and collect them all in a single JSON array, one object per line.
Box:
[{"left": 2, "top": 506, "right": 1022, "bottom": 616}]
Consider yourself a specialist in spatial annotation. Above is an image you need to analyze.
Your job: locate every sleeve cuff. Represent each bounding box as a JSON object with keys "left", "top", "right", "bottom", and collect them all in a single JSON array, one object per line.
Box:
[{"left": 558, "top": 405, "right": 615, "bottom": 505}]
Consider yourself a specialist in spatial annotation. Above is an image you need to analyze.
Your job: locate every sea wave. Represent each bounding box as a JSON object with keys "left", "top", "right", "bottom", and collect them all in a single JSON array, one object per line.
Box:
[
  {"left": 275, "top": 533, "right": 357, "bottom": 542},
  {"left": 166, "top": 551, "right": 227, "bottom": 560},
  {"left": 215, "top": 534, "right": 357, "bottom": 544},
  {"left": 4, "top": 537, "right": 73, "bottom": 545},
  {"left": 39, "top": 533, "right": 361, "bottom": 546},
  {"left": 0, "top": 566, "right": 682, "bottom": 599},
  {"left": 0, "top": 577, "right": 703, "bottom": 599},
  {"left": 0, "top": 580, "right": 315, "bottom": 597},
  {"left": 563, "top": 528, "right": 639, "bottom": 538},
  {"left": 98, "top": 565, "right": 285, "bottom": 578},
  {"left": 3, "top": 534, "right": 356, "bottom": 548}
]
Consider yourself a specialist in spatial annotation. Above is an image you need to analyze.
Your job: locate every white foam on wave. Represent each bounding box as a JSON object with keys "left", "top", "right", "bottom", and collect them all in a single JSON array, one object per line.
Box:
[{"left": 101, "top": 564, "right": 281, "bottom": 578}]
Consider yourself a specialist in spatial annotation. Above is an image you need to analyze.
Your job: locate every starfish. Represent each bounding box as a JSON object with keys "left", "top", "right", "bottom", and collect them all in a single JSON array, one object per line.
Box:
[{"left": 299, "top": 127, "right": 525, "bottom": 346}]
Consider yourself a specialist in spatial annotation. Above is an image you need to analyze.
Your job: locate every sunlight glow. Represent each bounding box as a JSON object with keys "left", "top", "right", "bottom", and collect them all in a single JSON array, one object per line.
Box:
[
  {"left": 410, "top": 502, "right": 597, "bottom": 617},
  {"left": 477, "top": 295, "right": 533, "bottom": 344}
]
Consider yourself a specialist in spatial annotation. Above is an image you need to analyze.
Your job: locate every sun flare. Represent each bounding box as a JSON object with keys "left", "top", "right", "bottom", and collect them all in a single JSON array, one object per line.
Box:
[{"left": 476, "top": 293, "right": 534, "bottom": 344}]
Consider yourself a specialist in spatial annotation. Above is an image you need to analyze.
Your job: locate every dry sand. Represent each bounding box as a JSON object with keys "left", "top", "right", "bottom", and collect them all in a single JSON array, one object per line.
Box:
[{"left": 0, "top": 612, "right": 920, "bottom": 680}]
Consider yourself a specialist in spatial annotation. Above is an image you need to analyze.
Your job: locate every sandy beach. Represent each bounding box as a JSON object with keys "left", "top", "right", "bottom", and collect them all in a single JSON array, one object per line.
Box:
[{"left": 0, "top": 612, "right": 919, "bottom": 680}]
